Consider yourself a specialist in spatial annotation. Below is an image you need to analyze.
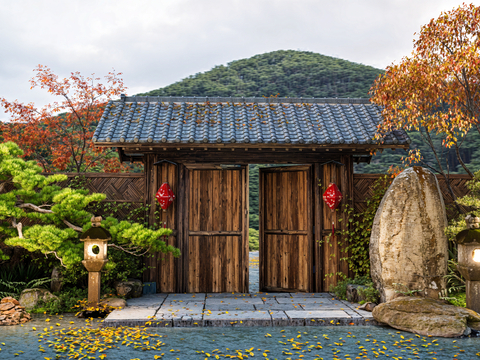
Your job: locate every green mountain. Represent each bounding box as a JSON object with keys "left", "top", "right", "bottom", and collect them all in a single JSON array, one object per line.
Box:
[{"left": 140, "top": 50, "right": 383, "bottom": 98}]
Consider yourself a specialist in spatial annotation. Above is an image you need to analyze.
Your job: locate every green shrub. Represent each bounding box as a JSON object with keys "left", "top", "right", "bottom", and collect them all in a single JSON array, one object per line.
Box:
[
  {"left": 249, "top": 228, "right": 259, "bottom": 251},
  {"left": 32, "top": 287, "right": 88, "bottom": 314},
  {"left": 0, "top": 263, "right": 49, "bottom": 283},
  {"left": 358, "top": 284, "right": 380, "bottom": 304},
  {"left": 329, "top": 275, "right": 375, "bottom": 301},
  {"left": 33, "top": 245, "right": 145, "bottom": 292},
  {"left": 0, "top": 277, "right": 51, "bottom": 299},
  {"left": 443, "top": 292, "right": 466, "bottom": 308}
]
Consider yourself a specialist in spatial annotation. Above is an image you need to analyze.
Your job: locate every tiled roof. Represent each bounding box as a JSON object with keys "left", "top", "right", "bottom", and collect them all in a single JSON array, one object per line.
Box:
[{"left": 92, "top": 96, "right": 410, "bottom": 146}]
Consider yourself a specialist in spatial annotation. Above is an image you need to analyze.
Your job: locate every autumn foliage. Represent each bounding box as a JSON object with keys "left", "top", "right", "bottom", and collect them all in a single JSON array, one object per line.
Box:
[
  {"left": 371, "top": 3, "right": 480, "bottom": 178},
  {"left": 0, "top": 65, "right": 127, "bottom": 172}
]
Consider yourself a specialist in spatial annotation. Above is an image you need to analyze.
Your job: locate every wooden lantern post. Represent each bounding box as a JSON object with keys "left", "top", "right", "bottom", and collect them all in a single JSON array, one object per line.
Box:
[
  {"left": 456, "top": 215, "right": 480, "bottom": 313},
  {"left": 80, "top": 217, "right": 110, "bottom": 306}
]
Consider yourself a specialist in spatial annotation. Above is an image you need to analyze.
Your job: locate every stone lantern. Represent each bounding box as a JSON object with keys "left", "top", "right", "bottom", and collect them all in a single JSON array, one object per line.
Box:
[
  {"left": 456, "top": 215, "right": 480, "bottom": 313},
  {"left": 80, "top": 216, "right": 110, "bottom": 305}
]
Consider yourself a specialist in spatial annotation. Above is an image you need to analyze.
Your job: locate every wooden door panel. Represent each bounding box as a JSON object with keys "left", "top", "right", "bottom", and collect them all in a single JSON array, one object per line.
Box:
[
  {"left": 260, "top": 166, "right": 312, "bottom": 292},
  {"left": 187, "top": 236, "right": 242, "bottom": 293},
  {"left": 187, "top": 166, "right": 248, "bottom": 293}
]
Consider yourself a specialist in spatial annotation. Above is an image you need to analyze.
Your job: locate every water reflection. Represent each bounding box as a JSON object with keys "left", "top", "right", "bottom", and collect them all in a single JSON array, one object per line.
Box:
[{"left": 1, "top": 313, "right": 479, "bottom": 359}]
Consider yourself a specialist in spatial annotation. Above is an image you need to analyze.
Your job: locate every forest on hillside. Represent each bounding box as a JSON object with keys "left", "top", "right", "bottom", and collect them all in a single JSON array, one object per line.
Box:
[{"left": 140, "top": 50, "right": 383, "bottom": 99}]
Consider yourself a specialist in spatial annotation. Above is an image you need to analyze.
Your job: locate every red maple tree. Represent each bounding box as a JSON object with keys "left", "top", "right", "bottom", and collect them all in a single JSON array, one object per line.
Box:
[
  {"left": 1, "top": 65, "right": 128, "bottom": 172},
  {"left": 371, "top": 3, "right": 480, "bottom": 178}
]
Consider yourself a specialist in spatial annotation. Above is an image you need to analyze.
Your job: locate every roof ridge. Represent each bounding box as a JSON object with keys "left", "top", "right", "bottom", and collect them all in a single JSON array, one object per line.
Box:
[{"left": 119, "top": 95, "right": 371, "bottom": 104}]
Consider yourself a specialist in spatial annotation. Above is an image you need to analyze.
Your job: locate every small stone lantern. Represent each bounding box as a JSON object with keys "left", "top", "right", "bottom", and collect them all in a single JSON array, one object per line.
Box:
[
  {"left": 80, "top": 216, "right": 110, "bottom": 305},
  {"left": 456, "top": 215, "right": 480, "bottom": 313}
]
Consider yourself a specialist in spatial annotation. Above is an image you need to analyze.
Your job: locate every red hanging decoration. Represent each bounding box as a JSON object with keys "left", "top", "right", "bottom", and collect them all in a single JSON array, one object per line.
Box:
[
  {"left": 155, "top": 183, "right": 175, "bottom": 211},
  {"left": 323, "top": 183, "right": 343, "bottom": 240},
  {"left": 322, "top": 183, "right": 343, "bottom": 211}
]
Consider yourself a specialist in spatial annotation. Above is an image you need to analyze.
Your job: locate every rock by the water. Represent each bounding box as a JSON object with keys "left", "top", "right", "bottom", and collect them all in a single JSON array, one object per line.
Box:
[
  {"left": 370, "top": 167, "right": 448, "bottom": 303},
  {"left": 100, "top": 297, "right": 127, "bottom": 308},
  {"left": 19, "top": 288, "right": 59, "bottom": 310},
  {"left": 115, "top": 279, "right": 142, "bottom": 299},
  {"left": 373, "top": 296, "right": 480, "bottom": 337},
  {"left": 0, "top": 296, "right": 31, "bottom": 326},
  {"left": 358, "top": 302, "right": 377, "bottom": 312}
]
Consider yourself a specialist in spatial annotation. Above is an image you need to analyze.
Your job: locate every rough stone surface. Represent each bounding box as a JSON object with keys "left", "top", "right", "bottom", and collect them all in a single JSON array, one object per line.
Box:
[
  {"left": 372, "top": 296, "right": 480, "bottom": 337},
  {"left": 19, "top": 288, "right": 59, "bottom": 310},
  {"left": 50, "top": 267, "right": 63, "bottom": 293},
  {"left": 100, "top": 297, "right": 127, "bottom": 308},
  {"left": 0, "top": 297, "right": 31, "bottom": 326},
  {"left": 104, "top": 292, "right": 376, "bottom": 328},
  {"left": 1, "top": 297, "right": 19, "bottom": 305},
  {"left": 115, "top": 279, "right": 143, "bottom": 299},
  {"left": 370, "top": 167, "right": 448, "bottom": 303},
  {"left": 358, "top": 302, "right": 377, "bottom": 312}
]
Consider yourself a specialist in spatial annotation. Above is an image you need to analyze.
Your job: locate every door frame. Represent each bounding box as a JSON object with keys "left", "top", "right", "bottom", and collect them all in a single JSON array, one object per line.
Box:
[{"left": 259, "top": 165, "right": 314, "bottom": 292}]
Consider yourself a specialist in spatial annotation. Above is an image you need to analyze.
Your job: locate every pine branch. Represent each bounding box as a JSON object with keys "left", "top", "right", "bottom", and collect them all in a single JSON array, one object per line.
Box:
[
  {"left": 107, "top": 243, "right": 151, "bottom": 256},
  {"left": 12, "top": 218, "right": 23, "bottom": 239},
  {"left": 45, "top": 251, "right": 66, "bottom": 268},
  {"left": 17, "top": 203, "right": 83, "bottom": 231}
]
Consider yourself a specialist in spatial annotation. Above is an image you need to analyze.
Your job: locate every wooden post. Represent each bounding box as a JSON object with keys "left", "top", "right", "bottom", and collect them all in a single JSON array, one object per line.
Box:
[{"left": 88, "top": 272, "right": 101, "bottom": 305}]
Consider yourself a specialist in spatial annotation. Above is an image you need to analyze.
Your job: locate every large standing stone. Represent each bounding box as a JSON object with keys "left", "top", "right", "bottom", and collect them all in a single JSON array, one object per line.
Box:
[
  {"left": 370, "top": 167, "right": 448, "bottom": 303},
  {"left": 372, "top": 296, "right": 480, "bottom": 337}
]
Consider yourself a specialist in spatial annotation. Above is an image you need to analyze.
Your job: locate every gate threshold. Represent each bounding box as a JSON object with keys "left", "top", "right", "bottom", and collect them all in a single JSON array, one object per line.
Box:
[{"left": 103, "top": 292, "right": 377, "bottom": 328}]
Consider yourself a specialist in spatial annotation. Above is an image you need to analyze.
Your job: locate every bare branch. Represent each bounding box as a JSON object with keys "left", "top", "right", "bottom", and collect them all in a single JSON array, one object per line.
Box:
[
  {"left": 45, "top": 251, "right": 66, "bottom": 268},
  {"left": 17, "top": 203, "right": 53, "bottom": 213},
  {"left": 12, "top": 218, "right": 23, "bottom": 239},
  {"left": 17, "top": 203, "right": 83, "bottom": 231},
  {"left": 454, "top": 142, "right": 474, "bottom": 177},
  {"left": 107, "top": 243, "right": 151, "bottom": 256},
  {"left": 62, "top": 219, "right": 83, "bottom": 232},
  {"left": 0, "top": 177, "right": 13, "bottom": 193}
]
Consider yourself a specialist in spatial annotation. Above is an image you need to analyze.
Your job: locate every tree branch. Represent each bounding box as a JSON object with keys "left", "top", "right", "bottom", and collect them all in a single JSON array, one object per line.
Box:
[
  {"left": 62, "top": 219, "right": 83, "bottom": 232},
  {"left": 17, "top": 203, "right": 53, "bottom": 213},
  {"left": 107, "top": 243, "right": 151, "bottom": 256},
  {"left": 45, "top": 251, "right": 66, "bottom": 268},
  {"left": 454, "top": 142, "right": 474, "bottom": 177},
  {"left": 17, "top": 203, "right": 83, "bottom": 231},
  {"left": 12, "top": 218, "right": 23, "bottom": 239}
]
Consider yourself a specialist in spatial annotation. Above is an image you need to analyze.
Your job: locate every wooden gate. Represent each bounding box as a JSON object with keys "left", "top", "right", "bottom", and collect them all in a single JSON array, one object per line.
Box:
[
  {"left": 259, "top": 165, "right": 313, "bottom": 292},
  {"left": 186, "top": 165, "right": 249, "bottom": 293}
]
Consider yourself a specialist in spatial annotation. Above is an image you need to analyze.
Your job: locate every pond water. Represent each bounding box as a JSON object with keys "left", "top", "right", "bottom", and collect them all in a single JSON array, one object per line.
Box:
[{"left": 1, "top": 313, "right": 479, "bottom": 359}]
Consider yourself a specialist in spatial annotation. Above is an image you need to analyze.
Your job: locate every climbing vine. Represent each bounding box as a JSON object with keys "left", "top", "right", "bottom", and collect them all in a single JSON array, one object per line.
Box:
[{"left": 319, "top": 174, "right": 393, "bottom": 279}]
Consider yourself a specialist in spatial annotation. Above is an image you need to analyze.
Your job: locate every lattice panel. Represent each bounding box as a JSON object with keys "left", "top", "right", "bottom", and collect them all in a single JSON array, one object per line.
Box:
[
  {"left": 2, "top": 173, "right": 146, "bottom": 224},
  {"left": 353, "top": 173, "right": 472, "bottom": 221}
]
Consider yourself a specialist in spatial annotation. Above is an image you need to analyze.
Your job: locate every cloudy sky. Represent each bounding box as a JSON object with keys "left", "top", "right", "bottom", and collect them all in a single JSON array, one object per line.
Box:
[{"left": 0, "top": 0, "right": 476, "bottom": 119}]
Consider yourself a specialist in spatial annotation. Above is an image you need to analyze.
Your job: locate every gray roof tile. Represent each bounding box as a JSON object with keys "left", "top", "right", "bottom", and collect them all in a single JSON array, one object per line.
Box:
[{"left": 92, "top": 96, "right": 410, "bottom": 146}]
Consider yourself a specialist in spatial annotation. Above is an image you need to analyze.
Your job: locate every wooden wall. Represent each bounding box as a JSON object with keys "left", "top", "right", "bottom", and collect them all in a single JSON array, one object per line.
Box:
[
  {"left": 143, "top": 154, "right": 185, "bottom": 292},
  {"left": 314, "top": 155, "right": 354, "bottom": 291}
]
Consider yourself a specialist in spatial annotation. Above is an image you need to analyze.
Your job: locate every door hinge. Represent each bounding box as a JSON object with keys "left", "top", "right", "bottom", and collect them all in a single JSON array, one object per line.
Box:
[{"left": 313, "top": 265, "right": 316, "bottom": 274}]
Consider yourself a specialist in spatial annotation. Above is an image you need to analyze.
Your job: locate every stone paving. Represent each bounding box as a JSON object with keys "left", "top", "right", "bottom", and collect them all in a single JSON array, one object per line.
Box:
[{"left": 103, "top": 292, "right": 377, "bottom": 328}]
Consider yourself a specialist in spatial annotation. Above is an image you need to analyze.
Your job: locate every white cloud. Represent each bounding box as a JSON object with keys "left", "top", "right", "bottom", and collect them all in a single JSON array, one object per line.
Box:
[{"left": 0, "top": 0, "right": 476, "bottom": 119}]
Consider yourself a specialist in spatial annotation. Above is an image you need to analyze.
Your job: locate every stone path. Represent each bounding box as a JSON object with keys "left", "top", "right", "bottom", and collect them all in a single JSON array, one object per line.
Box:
[{"left": 103, "top": 292, "right": 376, "bottom": 328}]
